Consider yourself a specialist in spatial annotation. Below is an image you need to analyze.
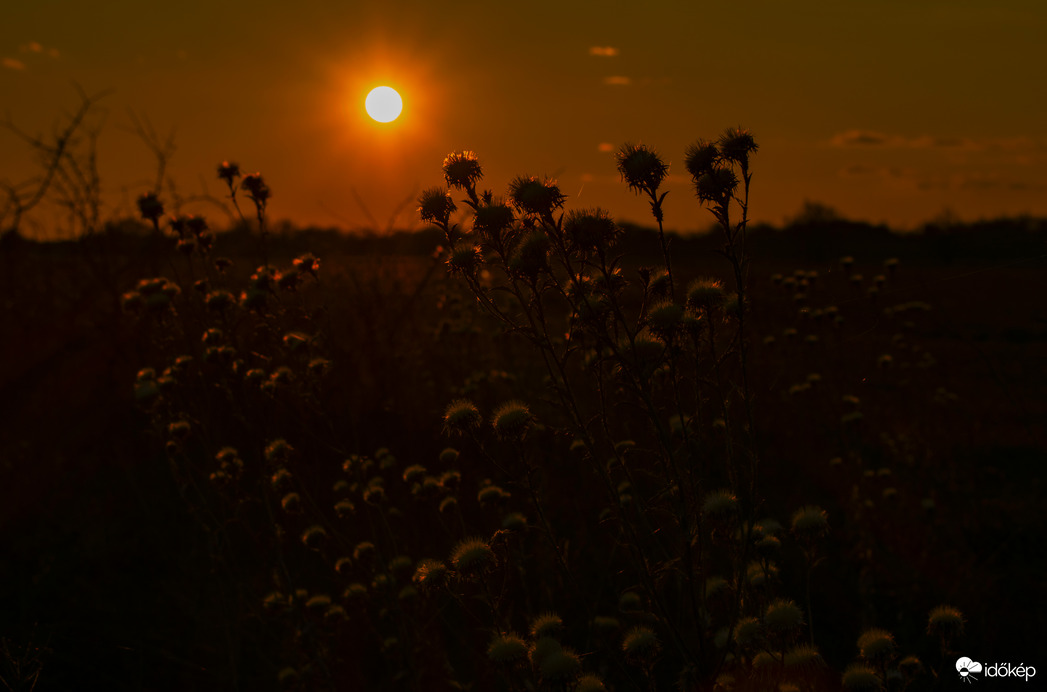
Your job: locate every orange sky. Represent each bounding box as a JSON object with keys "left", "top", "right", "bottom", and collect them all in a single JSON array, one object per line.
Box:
[{"left": 2, "top": 1, "right": 1045, "bottom": 238}]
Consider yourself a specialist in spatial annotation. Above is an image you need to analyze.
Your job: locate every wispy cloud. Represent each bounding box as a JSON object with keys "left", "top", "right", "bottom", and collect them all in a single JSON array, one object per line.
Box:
[
  {"left": 830, "top": 129, "right": 1044, "bottom": 152},
  {"left": 838, "top": 163, "right": 1046, "bottom": 193},
  {"left": 603, "top": 75, "right": 631, "bottom": 86},
  {"left": 2, "top": 57, "right": 26, "bottom": 71},
  {"left": 17, "top": 41, "right": 60, "bottom": 60},
  {"left": 589, "top": 46, "right": 619, "bottom": 57},
  {"left": 597, "top": 142, "right": 614, "bottom": 152}
]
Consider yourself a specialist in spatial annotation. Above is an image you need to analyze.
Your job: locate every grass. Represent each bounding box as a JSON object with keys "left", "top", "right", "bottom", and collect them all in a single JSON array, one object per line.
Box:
[{"left": 1, "top": 135, "right": 1045, "bottom": 691}]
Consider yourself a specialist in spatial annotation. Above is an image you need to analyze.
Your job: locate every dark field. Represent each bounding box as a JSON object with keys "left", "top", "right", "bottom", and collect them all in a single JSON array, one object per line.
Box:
[{"left": 1, "top": 224, "right": 1044, "bottom": 691}]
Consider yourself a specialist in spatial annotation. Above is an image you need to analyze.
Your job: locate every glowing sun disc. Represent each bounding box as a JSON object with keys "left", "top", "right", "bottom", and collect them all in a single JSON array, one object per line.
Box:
[{"left": 365, "top": 86, "right": 403, "bottom": 122}]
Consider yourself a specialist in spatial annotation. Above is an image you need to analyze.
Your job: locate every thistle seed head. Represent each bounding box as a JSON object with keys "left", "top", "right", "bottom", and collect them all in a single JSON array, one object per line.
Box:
[
  {"left": 684, "top": 139, "right": 720, "bottom": 180},
  {"left": 508, "top": 175, "right": 565, "bottom": 218},
  {"left": 419, "top": 186, "right": 457, "bottom": 226},
  {"left": 616, "top": 143, "right": 669, "bottom": 196},
  {"left": 443, "top": 150, "right": 483, "bottom": 191}
]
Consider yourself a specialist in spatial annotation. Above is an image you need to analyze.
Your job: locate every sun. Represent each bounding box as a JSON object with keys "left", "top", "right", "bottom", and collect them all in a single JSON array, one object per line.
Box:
[{"left": 365, "top": 86, "right": 403, "bottom": 123}]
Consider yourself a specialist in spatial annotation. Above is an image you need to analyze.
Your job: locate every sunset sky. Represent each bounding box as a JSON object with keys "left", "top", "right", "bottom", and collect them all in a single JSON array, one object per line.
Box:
[{"left": 3, "top": 0, "right": 1045, "bottom": 238}]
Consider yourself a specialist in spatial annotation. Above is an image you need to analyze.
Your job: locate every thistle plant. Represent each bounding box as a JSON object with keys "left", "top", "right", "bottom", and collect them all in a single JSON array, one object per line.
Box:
[{"left": 416, "top": 131, "right": 844, "bottom": 690}]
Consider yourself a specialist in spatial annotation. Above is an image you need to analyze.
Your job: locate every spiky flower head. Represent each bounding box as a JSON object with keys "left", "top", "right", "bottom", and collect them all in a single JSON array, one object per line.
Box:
[
  {"left": 764, "top": 599, "right": 804, "bottom": 632},
  {"left": 137, "top": 192, "right": 164, "bottom": 224},
  {"left": 622, "top": 626, "right": 660, "bottom": 660},
  {"left": 539, "top": 648, "right": 582, "bottom": 682},
  {"left": 899, "top": 655, "right": 924, "bottom": 678},
  {"left": 926, "top": 605, "right": 965, "bottom": 640},
  {"left": 419, "top": 187, "right": 456, "bottom": 226},
  {"left": 684, "top": 139, "right": 720, "bottom": 181},
  {"left": 785, "top": 644, "right": 824, "bottom": 675},
  {"left": 449, "top": 537, "right": 496, "bottom": 575},
  {"left": 646, "top": 300, "right": 684, "bottom": 341},
  {"left": 502, "top": 512, "right": 527, "bottom": 531},
  {"left": 686, "top": 277, "right": 726, "bottom": 311},
  {"left": 217, "top": 161, "right": 240, "bottom": 185},
  {"left": 241, "top": 173, "right": 270, "bottom": 206},
  {"left": 472, "top": 202, "right": 515, "bottom": 242},
  {"left": 447, "top": 244, "right": 483, "bottom": 277},
  {"left": 492, "top": 400, "right": 533, "bottom": 440},
  {"left": 703, "top": 489, "right": 739, "bottom": 518},
  {"left": 508, "top": 230, "right": 550, "bottom": 278},
  {"left": 443, "top": 150, "right": 483, "bottom": 191},
  {"left": 576, "top": 674, "right": 608, "bottom": 692},
  {"left": 563, "top": 207, "right": 620, "bottom": 252},
  {"left": 487, "top": 633, "right": 529, "bottom": 665},
  {"left": 301, "top": 525, "right": 324, "bottom": 548},
  {"left": 733, "top": 617, "right": 763, "bottom": 648},
  {"left": 412, "top": 558, "right": 450, "bottom": 590},
  {"left": 790, "top": 505, "right": 829, "bottom": 538},
  {"left": 443, "top": 399, "right": 482, "bottom": 435},
  {"left": 293, "top": 253, "right": 320, "bottom": 276},
  {"left": 616, "top": 143, "right": 669, "bottom": 195},
  {"left": 717, "top": 127, "right": 758, "bottom": 170},
  {"left": 857, "top": 628, "right": 895, "bottom": 662},
  {"left": 508, "top": 175, "right": 566, "bottom": 218},
  {"left": 477, "top": 485, "right": 511, "bottom": 506},
  {"left": 530, "top": 612, "right": 563, "bottom": 639},
  {"left": 842, "top": 663, "right": 881, "bottom": 692},
  {"left": 695, "top": 166, "right": 739, "bottom": 206}
]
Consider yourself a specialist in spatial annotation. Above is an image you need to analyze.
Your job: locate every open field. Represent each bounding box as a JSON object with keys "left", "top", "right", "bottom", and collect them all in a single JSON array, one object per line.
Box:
[{"left": 1, "top": 224, "right": 1044, "bottom": 690}]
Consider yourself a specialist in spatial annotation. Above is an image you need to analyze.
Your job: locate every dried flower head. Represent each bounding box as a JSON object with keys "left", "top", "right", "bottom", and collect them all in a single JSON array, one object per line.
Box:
[
  {"left": 508, "top": 230, "right": 550, "bottom": 278},
  {"left": 703, "top": 489, "right": 739, "bottom": 517},
  {"left": 443, "top": 150, "right": 483, "bottom": 191},
  {"left": 419, "top": 187, "right": 457, "bottom": 226},
  {"left": 443, "top": 399, "right": 482, "bottom": 435},
  {"left": 616, "top": 143, "right": 669, "bottom": 195},
  {"left": 241, "top": 173, "right": 270, "bottom": 207},
  {"left": 576, "top": 674, "right": 608, "bottom": 692},
  {"left": 684, "top": 139, "right": 720, "bottom": 182},
  {"left": 508, "top": 176, "right": 566, "bottom": 218},
  {"left": 926, "top": 604, "right": 965, "bottom": 640},
  {"left": 790, "top": 505, "right": 829, "bottom": 538},
  {"left": 413, "top": 559, "right": 449, "bottom": 590},
  {"left": 858, "top": 628, "right": 895, "bottom": 662},
  {"left": 842, "top": 663, "right": 881, "bottom": 692},
  {"left": 487, "top": 633, "right": 528, "bottom": 665},
  {"left": 539, "top": 648, "right": 581, "bottom": 682},
  {"left": 563, "top": 207, "right": 620, "bottom": 252},
  {"left": 695, "top": 166, "right": 739, "bottom": 206},
  {"left": 449, "top": 537, "right": 496, "bottom": 575},
  {"left": 217, "top": 161, "right": 240, "bottom": 185},
  {"left": 622, "top": 626, "right": 660, "bottom": 660},
  {"left": 492, "top": 400, "right": 533, "bottom": 440},
  {"left": 136, "top": 192, "right": 164, "bottom": 224},
  {"left": 717, "top": 127, "right": 758, "bottom": 170},
  {"left": 530, "top": 612, "right": 563, "bottom": 639},
  {"left": 765, "top": 599, "right": 804, "bottom": 631},
  {"left": 686, "top": 277, "right": 726, "bottom": 312},
  {"left": 472, "top": 202, "right": 515, "bottom": 242}
]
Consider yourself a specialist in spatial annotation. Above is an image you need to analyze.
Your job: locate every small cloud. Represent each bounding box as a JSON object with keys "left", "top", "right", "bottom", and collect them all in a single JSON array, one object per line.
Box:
[
  {"left": 830, "top": 130, "right": 894, "bottom": 147},
  {"left": 831, "top": 130, "right": 994, "bottom": 151},
  {"left": 2, "top": 57, "right": 26, "bottom": 71},
  {"left": 589, "top": 46, "right": 619, "bottom": 57},
  {"left": 597, "top": 142, "right": 614, "bottom": 153},
  {"left": 603, "top": 75, "right": 631, "bottom": 86},
  {"left": 17, "top": 41, "right": 59, "bottom": 60}
]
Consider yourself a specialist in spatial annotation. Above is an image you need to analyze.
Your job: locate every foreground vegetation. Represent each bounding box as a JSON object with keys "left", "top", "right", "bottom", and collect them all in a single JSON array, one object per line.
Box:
[{"left": 1, "top": 135, "right": 1045, "bottom": 691}]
